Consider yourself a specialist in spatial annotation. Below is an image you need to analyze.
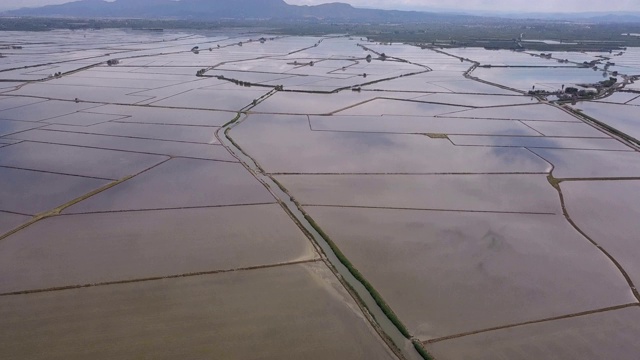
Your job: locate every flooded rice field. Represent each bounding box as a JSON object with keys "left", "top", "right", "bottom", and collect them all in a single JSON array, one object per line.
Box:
[
  {"left": 562, "top": 181, "right": 640, "bottom": 287},
  {"left": 1, "top": 166, "right": 109, "bottom": 215},
  {"left": 231, "top": 114, "right": 551, "bottom": 174},
  {"left": 0, "top": 263, "right": 397, "bottom": 360},
  {"left": 571, "top": 101, "right": 640, "bottom": 141},
  {"left": 428, "top": 306, "right": 640, "bottom": 360},
  {"left": 472, "top": 67, "right": 607, "bottom": 92},
  {"left": 305, "top": 206, "right": 635, "bottom": 340},
  {"left": 275, "top": 174, "right": 561, "bottom": 214},
  {"left": 0, "top": 29, "right": 639, "bottom": 360},
  {"left": 0, "top": 141, "right": 168, "bottom": 180},
  {"left": 64, "top": 158, "right": 277, "bottom": 213},
  {"left": 0, "top": 204, "right": 318, "bottom": 294}
]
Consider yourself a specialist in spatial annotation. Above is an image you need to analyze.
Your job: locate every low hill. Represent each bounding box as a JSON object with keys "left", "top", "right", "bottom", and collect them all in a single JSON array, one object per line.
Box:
[{"left": 4, "top": 0, "right": 474, "bottom": 23}]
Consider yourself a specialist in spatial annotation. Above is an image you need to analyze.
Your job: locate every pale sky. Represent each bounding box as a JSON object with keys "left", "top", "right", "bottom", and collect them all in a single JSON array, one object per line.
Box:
[{"left": 1, "top": 0, "right": 639, "bottom": 13}]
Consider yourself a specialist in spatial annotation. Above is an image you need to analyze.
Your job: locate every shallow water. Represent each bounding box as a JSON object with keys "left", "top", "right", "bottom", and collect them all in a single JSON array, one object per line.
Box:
[
  {"left": 42, "top": 111, "right": 127, "bottom": 126},
  {"left": 1, "top": 29, "right": 639, "bottom": 360},
  {"left": 0, "top": 263, "right": 397, "bottom": 360},
  {"left": 533, "top": 148, "right": 640, "bottom": 178},
  {"left": 440, "top": 103, "right": 581, "bottom": 122},
  {"left": 0, "top": 204, "right": 318, "bottom": 293},
  {"left": 0, "top": 167, "right": 108, "bottom": 215},
  {"left": 472, "top": 67, "right": 608, "bottom": 92},
  {"left": 0, "top": 142, "right": 167, "bottom": 180},
  {"left": 45, "top": 121, "right": 220, "bottom": 144},
  {"left": 562, "top": 180, "right": 640, "bottom": 287},
  {"left": 521, "top": 121, "right": 609, "bottom": 138},
  {"left": 65, "top": 158, "right": 276, "bottom": 213},
  {"left": 306, "top": 206, "right": 635, "bottom": 340},
  {"left": 0, "top": 119, "right": 44, "bottom": 136},
  {"left": 8, "top": 129, "right": 236, "bottom": 161},
  {"left": 448, "top": 135, "right": 631, "bottom": 151},
  {"left": 337, "top": 98, "right": 468, "bottom": 116},
  {"left": 152, "top": 87, "right": 271, "bottom": 111},
  {"left": 82, "top": 104, "right": 238, "bottom": 126},
  {"left": 428, "top": 307, "right": 640, "bottom": 360},
  {"left": 0, "top": 97, "right": 47, "bottom": 111},
  {"left": 0, "top": 211, "right": 31, "bottom": 235},
  {"left": 276, "top": 174, "right": 561, "bottom": 214},
  {"left": 311, "top": 114, "right": 540, "bottom": 136},
  {"left": 572, "top": 101, "right": 640, "bottom": 140},
  {"left": 0, "top": 100, "right": 100, "bottom": 122},
  {"left": 232, "top": 113, "right": 551, "bottom": 174},
  {"left": 412, "top": 93, "right": 536, "bottom": 107}
]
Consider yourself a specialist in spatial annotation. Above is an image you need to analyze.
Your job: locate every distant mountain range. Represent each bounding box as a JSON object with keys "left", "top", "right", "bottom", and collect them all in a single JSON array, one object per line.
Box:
[
  {"left": 3, "top": 0, "right": 640, "bottom": 23},
  {"left": 2, "top": 0, "right": 473, "bottom": 22}
]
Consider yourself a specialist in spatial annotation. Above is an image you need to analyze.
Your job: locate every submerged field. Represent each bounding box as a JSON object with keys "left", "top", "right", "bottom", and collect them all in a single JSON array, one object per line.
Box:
[{"left": 0, "top": 29, "right": 639, "bottom": 360}]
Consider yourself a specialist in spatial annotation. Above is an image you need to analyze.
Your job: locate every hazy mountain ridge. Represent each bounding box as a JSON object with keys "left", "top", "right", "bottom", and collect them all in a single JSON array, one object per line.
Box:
[
  {"left": 3, "top": 0, "right": 639, "bottom": 23},
  {"left": 2, "top": 0, "right": 475, "bottom": 22}
]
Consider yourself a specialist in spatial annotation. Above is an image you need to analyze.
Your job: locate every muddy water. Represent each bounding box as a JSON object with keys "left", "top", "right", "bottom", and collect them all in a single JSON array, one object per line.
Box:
[
  {"left": 45, "top": 121, "right": 220, "bottom": 144},
  {"left": 521, "top": 121, "right": 609, "bottom": 138},
  {"left": 10, "top": 82, "right": 157, "bottom": 104},
  {"left": 428, "top": 306, "right": 640, "bottom": 360},
  {"left": 572, "top": 101, "right": 640, "bottom": 141},
  {"left": 153, "top": 88, "right": 271, "bottom": 110},
  {"left": 0, "top": 97, "right": 46, "bottom": 111},
  {"left": 275, "top": 174, "right": 561, "bottom": 214},
  {"left": 0, "top": 142, "right": 168, "bottom": 180},
  {"left": 0, "top": 167, "right": 108, "bottom": 215},
  {"left": 231, "top": 114, "right": 551, "bottom": 174},
  {"left": 363, "top": 76, "right": 519, "bottom": 95},
  {"left": 562, "top": 180, "right": 640, "bottom": 287},
  {"left": 0, "top": 119, "right": 44, "bottom": 137},
  {"left": 87, "top": 104, "right": 238, "bottom": 126},
  {"left": 594, "top": 92, "right": 639, "bottom": 104},
  {"left": 532, "top": 148, "right": 640, "bottom": 178},
  {"left": 413, "top": 93, "right": 536, "bottom": 107},
  {"left": 0, "top": 212, "right": 30, "bottom": 235},
  {"left": 310, "top": 115, "right": 540, "bottom": 135},
  {"left": 441, "top": 48, "right": 578, "bottom": 67},
  {"left": 440, "top": 103, "right": 581, "bottom": 122},
  {"left": 220, "top": 117, "right": 424, "bottom": 360},
  {"left": 0, "top": 204, "right": 319, "bottom": 294},
  {"left": 472, "top": 67, "right": 607, "bottom": 92},
  {"left": 448, "top": 135, "right": 631, "bottom": 151},
  {"left": 65, "top": 158, "right": 276, "bottom": 213},
  {"left": 0, "top": 263, "right": 398, "bottom": 360},
  {"left": 42, "top": 112, "right": 126, "bottom": 126},
  {"left": 0, "top": 100, "right": 98, "bottom": 122},
  {"left": 305, "top": 206, "right": 636, "bottom": 341},
  {"left": 9, "top": 129, "right": 237, "bottom": 162},
  {"left": 337, "top": 98, "right": 467, "bottom": 116},
  {"left": 250, "top": 91, "right": 385, "bottom": 115}
]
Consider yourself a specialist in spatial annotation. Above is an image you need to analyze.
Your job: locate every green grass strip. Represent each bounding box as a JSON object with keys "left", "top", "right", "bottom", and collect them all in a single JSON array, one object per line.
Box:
[
  {"left": 303, "top": 213, "right": 412, "bottom": 339},
  {"left": 412, "top": 339, "right": 434, "bottom": 360},
  {"left": 221, "top": 112, "right": 241, "bottom": 128}
]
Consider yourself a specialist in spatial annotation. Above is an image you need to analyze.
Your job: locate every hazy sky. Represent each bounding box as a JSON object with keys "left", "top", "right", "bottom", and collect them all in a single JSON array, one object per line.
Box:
[{"left": 1, "top": 0, "right": 639, "bottom": 13}]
